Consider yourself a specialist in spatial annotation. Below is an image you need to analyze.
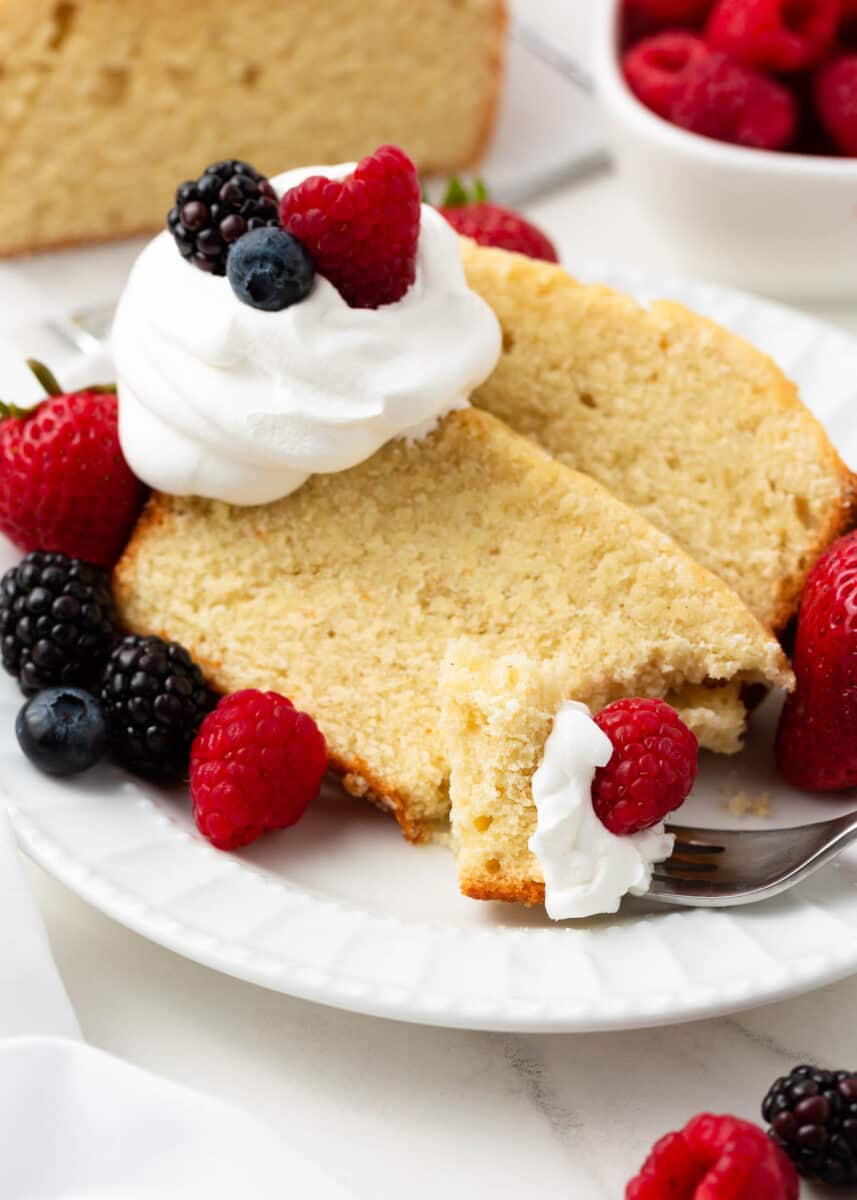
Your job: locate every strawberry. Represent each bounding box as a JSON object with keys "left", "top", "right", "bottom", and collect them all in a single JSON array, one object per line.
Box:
[
  {"left": 279, "top": 144, "right": 421, "bottom": 309},
  {"left": 437, "top": 179, "right": 559, "bottom": 262},
  {"left": 0, "top": 360, "right": 146, "bottom": 568},
  {"left": 776, "top": 530, "right": 857, "bottom": 790}
]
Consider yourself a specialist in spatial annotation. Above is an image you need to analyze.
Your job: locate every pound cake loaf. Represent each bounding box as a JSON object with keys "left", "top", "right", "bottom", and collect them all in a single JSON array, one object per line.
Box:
[
  {"left": 0, "top": 0, "right": 505, "bottom": 256},
  {"left": 461, "top": 241, "right": 857, "bottom": 632},
  {"left": 115, "top": 408, "right": 791, "bottom": 841}
]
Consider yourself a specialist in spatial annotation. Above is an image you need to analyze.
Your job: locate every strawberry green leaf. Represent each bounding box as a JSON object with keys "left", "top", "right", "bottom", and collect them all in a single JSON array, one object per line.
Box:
[
  {"left": 26, "top": 359, "right": 63, "bottom": 398},
  {"left": 0, "top": 400, "right": 34, "bottom": 419},
  {"left": 440, "top": 177, "right": 470, "bottom": 208},
  {"left": 440, "top": 177, "right": 491, "bottom": 208}
]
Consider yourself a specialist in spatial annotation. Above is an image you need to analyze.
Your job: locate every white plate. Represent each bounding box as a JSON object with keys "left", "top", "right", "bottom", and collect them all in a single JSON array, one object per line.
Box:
[{"left": 3, "top": 262, "right": 857, "bottom": 1034}]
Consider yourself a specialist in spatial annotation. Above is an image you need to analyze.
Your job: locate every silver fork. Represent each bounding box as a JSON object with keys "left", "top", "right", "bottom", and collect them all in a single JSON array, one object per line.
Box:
[{"left": 648, "top": 813, "right": 857, "bottom": 907}]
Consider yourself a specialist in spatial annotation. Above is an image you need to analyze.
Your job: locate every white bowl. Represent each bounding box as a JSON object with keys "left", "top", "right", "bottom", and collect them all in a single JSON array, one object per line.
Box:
[{"left": 591, "top": 0, "right": 857, "bottom": 302}]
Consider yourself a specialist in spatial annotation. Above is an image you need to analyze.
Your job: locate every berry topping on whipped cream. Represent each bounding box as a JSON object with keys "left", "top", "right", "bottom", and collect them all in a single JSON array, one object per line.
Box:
[
  {"left": 280, "top": 144, "right": 421, "bottom": 309},
  {"left": 113, "top": 153, "right": 501, "bottom": 506},
  {"left": 226, "top": 227, "right": 315, "bottom": 312},
  {"left": 529, "top": 701, "right": 678, "bottom": 920},
  {"left": 167, "top": 160, "right": 280, "bottom": 276}
]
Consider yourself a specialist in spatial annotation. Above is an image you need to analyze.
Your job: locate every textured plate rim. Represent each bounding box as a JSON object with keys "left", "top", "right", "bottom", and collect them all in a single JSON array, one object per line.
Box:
[{"left": 10, "top": 795, "right": 857, "bottom": 1034}]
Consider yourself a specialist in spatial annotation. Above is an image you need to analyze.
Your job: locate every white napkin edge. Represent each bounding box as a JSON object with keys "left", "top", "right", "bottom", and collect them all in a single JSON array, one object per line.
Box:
[
  {"left": 0, "top": 1035, "right": 355, "bottom": 1198},
  {"left": 0, "top": 808, "right": 80, "bottom": 1041}
]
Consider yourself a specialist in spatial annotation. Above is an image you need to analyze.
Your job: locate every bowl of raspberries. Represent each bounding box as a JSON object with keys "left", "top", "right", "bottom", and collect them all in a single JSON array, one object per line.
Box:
[{"left": 592, "top": 0, "right": 857, "bottom": 299}]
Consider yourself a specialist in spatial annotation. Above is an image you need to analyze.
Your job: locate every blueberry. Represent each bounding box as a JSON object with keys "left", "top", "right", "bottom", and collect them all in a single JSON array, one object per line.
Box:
[
  {"left": 227, "top": 227, "right": 315, "bottom": 312},
  {"left": 16, "top": 688, "right": 108, "bottom": 776}
]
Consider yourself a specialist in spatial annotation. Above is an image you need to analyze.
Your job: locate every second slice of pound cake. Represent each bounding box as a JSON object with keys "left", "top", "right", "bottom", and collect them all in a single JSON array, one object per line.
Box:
[
  {"left": 461, "top": 241, "right": 857, "bottom": 632},
  {"left": 115, "top": 409, "right": 791, "bottom": 841}
]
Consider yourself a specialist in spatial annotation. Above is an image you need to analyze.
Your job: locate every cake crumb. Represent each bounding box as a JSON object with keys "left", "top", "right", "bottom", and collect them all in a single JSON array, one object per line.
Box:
[{"left": 725, "top": 790, "right": 772, "bottom": 819}]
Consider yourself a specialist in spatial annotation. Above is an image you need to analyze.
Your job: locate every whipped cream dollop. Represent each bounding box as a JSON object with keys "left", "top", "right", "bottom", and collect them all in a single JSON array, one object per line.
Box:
[
  {"left": 112, "top": 164, "right": 502, "bottom": 505},
  {"left": 529, "top": 702, "right": 675, "bottom": 921}
]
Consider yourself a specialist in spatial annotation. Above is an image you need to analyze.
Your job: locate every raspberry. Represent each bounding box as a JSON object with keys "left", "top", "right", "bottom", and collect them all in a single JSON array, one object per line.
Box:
[
  {"left": 627, "top": 1113, "right": 799, "bottom": 1199},
  {"left": 815, "top": 55, "right": 857, "bottom": 156},
  {"left": 763, "top": 1064, "right": 857, "bottom": 1184},
  {"left": 101, "top": 635, "right": 214, "bottom": 781},
  {"left": 629, "top": 0, "right": 715, "bottom": 18},
  {"left": 669, "top": 52, "right": 797, "bottom": 150},
  {"left": 842, "top": 0, "right": 857, "bottom": 45},
  {"left": 0, "top": 551, "right": 117, "bottom": 697},
  {"left": 279, "top": 144, "right": 421, "bottom": 309},
  {"left": 623, "top": 32, "right": 711, "bottom": 118},
  {"left": 592, "top": 698, "right": 697, "bottom": 835},
  {"left": 167, "top": 160, "right": 280, "bottom": 275},
  {"left": 776, "top": 531, "right": 857, "bottom": 790},
  {"left": 0, "top": 362, "right": 146, "bottom": 568},
  {"left": 437, "top": 179, "right": 557, "bottom": 262},
  {"left": 627, "top": 1130, "right": 707, "bottom": 1198},
  {"left": 705, "top": 0, "right": 839, "bottom": 73},
  {"left": 624, "top": 0, "right": 715, "bottom": 41},
  {"left": 190, "top": 690, "right": 327, "bottom": 850}
]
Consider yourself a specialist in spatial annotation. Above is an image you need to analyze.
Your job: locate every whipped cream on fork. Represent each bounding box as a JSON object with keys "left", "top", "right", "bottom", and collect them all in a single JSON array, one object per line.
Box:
[{"left": 530, "top": 702, "right": 675, "bottom": 920}]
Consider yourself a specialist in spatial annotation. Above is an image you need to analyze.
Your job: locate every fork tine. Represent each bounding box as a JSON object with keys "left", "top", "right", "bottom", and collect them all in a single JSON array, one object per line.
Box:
[
  {"left": 649, "top": 872, "right": 738, "bottom": 894},
  {"left": 648, "top": 811, "right": 857, "bottom": 906},
  {"left": 666, "top": 824, "right": 728, "bottom": 849},
  {"left": 660, "top": 858, "right": 719, "bottom": 874},
  {"left": 672, "top": 839, "right": 726, "bottom": 856},
  {"left": 652, "top": 826, "right": 729, "bottom": 889}
]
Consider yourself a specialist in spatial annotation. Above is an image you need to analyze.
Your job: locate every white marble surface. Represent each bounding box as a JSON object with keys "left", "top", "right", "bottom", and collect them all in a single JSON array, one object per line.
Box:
[
  {"left": 25, "top": 857, "right": 850, "bottom": 1199},
  {"left": 5, "top": 4, "right": 857, "bottom": 1195}
]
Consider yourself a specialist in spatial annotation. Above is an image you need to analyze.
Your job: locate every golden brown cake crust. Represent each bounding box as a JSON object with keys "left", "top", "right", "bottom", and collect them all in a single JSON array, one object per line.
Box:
[
  {"left": 0, "top": 0, "right": 507, "bottom": 258},
  {"left": 462, "top": 240, "right": 857, "bottom": 636},
  {"left": 0, "top": 225, "right": 159, "bottom": 261},
  {"left": 118, "top": 498, "right": 433, "bottom": 839},
  {"left": 461, "top": 876, "right": 546, "bottom": 907},
  {"left": 769, "top": 471, "right": 857, "bottom": 633},
  {"left": 467, "top": 0, "right": 509, "bottom": 172}
]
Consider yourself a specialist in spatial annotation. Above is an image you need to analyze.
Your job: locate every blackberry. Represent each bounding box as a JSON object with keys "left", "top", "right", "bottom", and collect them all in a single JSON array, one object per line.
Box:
[
  {"left": 167, "top": 160, "right": 280, "bottom": 275},
  {"left": 0, "top": 551, "right": 117, "bottom": 696},
  {"left": 763, "top": 1064, "right": 857, "bottom": 1184},
  {"left": 101, "top": 635, "right": 215, "bottom": 780}
]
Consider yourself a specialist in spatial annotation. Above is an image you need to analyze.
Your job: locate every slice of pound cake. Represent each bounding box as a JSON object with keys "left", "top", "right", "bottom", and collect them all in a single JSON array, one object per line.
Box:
[
  {"left": 440, "top": 643, "right": 589, "bottom": 905},
  {"left": 115, "top": 408, "right": 791, "bottom": 841},
  {"left": 0, "top": 0, "right": 505, "bottom": 255},
  {"left": 441, "top": 642, "right": 643, "bottom": 906},
  {"left": 461, "top": 241, "right": 857, "bottom": 632}
]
